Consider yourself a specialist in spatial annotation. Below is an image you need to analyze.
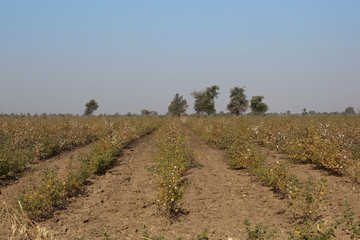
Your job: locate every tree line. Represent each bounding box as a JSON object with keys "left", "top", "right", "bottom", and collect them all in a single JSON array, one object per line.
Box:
[
  {"left": 82, "top": 85, "right": 268, "bottom": 117},
  {"left": 168, "top": 85, "right": 268, "bottom": 117},
  {"left": 81, "top": 87, "right": 357, "bottom": 117}
]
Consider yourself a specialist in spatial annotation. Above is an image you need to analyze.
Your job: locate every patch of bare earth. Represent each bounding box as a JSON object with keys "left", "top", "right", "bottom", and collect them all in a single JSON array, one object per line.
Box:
[
  {"left": 169, "top": 129, "right": 293, "bottom": 239},
  {"left": 40, "top": 132, "right": 159, "bottom": 239},
  {"left": 36, "top": 129, "right": 295, "bottom": 240},
  {"left": 10, "top": 128, "right": 359, "bottom": 239}
]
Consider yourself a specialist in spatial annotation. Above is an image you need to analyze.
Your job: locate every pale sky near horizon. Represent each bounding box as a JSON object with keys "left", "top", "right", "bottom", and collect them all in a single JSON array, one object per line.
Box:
[{"left": 1, "top": 1, "right": 359, "bottom": 115}]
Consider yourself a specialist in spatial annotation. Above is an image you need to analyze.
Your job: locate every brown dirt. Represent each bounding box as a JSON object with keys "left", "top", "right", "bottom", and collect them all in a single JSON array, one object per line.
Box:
[
  {"left": 2, "top": 128, "right": 359, "bottom": 239},
  {"left": 36, "top": 129, "right": 293, "bottom": 239},
  {"left": 40, "top": 132, "right": 160, "bottom": 240},
  {"left": 170, "top": 129, "right": 294, "bottom": 239}
]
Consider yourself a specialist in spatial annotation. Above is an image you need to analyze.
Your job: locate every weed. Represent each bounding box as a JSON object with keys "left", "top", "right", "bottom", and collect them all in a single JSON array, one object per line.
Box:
[
  {"left": 343, "top": 201, "right": 360, "bottom": 239},
  {"left": 287, "top": 219, "right": 338, "bottom": 240},
  {"left": 103, "top": 232, "right": 114, "bottom": 240},
  {"left": 141, "top": 224, "right": 208, "bottom": 240},
  {"left": 244, "top": 218, "right": 278, "bottom": 240},
  {"left": 191, "top": 228, "right": 209, "bottom": 240},
  {"left": 142, "top": 224, "right": 171, "bottom": 240}
]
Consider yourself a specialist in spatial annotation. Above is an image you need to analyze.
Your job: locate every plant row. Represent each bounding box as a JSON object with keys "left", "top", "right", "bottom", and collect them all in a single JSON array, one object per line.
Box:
[
  {"left": 17, "top": 117, "right": 162, "bottom": 220},
  {"left": 186, "top": 116, "right": 360, "bottom": 239},
  {"left": 249, "top": 116, "right": 360, "bottom": 178},
  {"left": 148, "top": 119, "right": 197, "bottom": 216},
  {"left": 0, "top": 116, "right": 110, "bottom": 177},
  {"left": 187, "top": 115, "right": 360, "bottom": 179}
]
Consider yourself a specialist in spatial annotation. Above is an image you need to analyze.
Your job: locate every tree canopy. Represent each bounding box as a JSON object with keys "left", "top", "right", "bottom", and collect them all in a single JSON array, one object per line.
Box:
[
  {"left": 141, "top": 109, "right": 150, "bottom": 116},
  {"left": 84, "top": 99, "right": 99, "bottom": 115},
  {"left": 141, "top": 109, "right": 157, "bottom": 116},
  {"left": 344, "top": 106, "right": 356, "bottom": 115},
  {"left": 250, "top": 96, "right": 268, "bottom": 115},
  {"left": 191, "top": 85, "right": 220, "bottom": 116},
  {"left": 227, "top": 87, "right": 248, "bottom": 115},
  {"left": 168, "top": 93, "right": 188, "bottom": 117}
]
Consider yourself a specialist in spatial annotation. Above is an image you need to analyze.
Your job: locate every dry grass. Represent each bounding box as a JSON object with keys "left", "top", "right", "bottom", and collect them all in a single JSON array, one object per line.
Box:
[{"left": 1, "top": 201, "right": 54, "bottom": 240}]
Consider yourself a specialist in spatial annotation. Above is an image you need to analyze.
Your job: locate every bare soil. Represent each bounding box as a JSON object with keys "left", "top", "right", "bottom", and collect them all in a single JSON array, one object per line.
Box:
[
  {"left": 40, "top": 129, "right": 293, "bottom": 239},
  {"left": 1, "top": 128, "right": 360, "bottom": 239}
]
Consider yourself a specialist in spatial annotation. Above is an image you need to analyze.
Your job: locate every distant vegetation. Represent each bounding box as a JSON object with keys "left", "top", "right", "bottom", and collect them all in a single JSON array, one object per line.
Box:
[
  {"left": 141, "top": 109, "right": 158, "bottom": 116},
  {"left": 0, "top": 87, "right": 358, "bottom": 116},
  {"left": 227, "top": 87, "right": 249, "bottom": 115},
  {"left": 250, "top": 96, "right": 269, "bottom": 115},
  {"left": 191, "top": 85, "right": 220, "bottom": 116},
  {"left": 84, "top": 99, "right": 99, "bottom": 115},
  {"left": 168, "top": 93, "right": 188, "bottom": 117}
]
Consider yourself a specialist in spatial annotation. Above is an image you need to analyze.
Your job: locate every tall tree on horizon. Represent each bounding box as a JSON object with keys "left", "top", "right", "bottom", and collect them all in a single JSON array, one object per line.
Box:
[
  {"left": 84, "top": 99, "right": 99, "bottom": 115},
  {"left": 168, "top": 93, "right": 188, "bottom": 117},
  {"left": 227, "top": 87, "right": 248, "bottom": 115},
  {"left": 250, "top": 96, "right": 268, "bottom": 115},
  {"left": 344, "top": 106, "right": 356, "bottom": 115},
  {"left": 141, "top": 109, "right": 150, "bottom": 116},
  {"left": 191, "top": 85, "right": 220, "bottom": 116}
]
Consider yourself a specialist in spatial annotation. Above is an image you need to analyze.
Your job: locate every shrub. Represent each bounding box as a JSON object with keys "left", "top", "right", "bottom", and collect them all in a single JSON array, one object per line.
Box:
[
  {"left": 244, "top": 218, "right": 277, "bottom": 240},
  {"left": 18, "top": 167, "right": 64, "bottom": 219}
]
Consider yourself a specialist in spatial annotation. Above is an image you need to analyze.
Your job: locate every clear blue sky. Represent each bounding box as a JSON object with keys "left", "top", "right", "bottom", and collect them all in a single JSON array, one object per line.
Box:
[{"left": 1, "top": 1, "right": 359, "bottom": 115}]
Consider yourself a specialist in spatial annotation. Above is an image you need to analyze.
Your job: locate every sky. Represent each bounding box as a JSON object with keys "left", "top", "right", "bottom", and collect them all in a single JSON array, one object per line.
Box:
[{"left": 1, "top": 1, "right": 359, "bottom": 115}]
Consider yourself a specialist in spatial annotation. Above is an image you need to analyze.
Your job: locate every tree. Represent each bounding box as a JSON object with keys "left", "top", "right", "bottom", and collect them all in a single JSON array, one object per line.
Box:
[
  {"left": 344, "top": 106, "right": 356, "bottom": 115},
  {"left": 191, "top": 85, "right": 220, "bottom": 116},
  {"left": 141, "top": 109, "right": 150, "bottom": 116},
  {"left": 141, "top": 109, "right": 158, "bottom": 116},
  {"left": 168, "top": 93, "right": 188, "bottom": 117},
  {"left": 227, "top": 87, "right": 248, "bottom": 115},
  {"left": 250, "top": 96, "right": 268, "bottom": 115},
  {"left": 149, "top": 111, "right": 158, "bottom": 116},
  {"left": 191, "top": 91, "right": 205, "bottom": 115},
  {"left": 84, "top": 99, "right": 99, "bottom": 115}
]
